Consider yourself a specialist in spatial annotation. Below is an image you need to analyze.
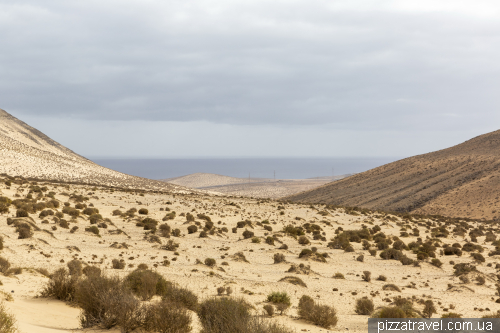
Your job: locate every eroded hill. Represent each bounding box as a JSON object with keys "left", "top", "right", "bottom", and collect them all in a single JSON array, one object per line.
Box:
[{"left": 286, "top": 130, "right": 500, "bottom": 220}]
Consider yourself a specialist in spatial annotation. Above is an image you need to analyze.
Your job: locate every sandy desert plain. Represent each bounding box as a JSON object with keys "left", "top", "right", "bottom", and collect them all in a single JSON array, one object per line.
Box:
[{"left": 0, "top": 174, "right": 498, "bottom": 333}]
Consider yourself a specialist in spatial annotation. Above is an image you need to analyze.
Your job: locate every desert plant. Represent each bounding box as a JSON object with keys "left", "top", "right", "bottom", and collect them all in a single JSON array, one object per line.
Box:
[
  {"left": 266, "top": 237, "right": 275, "bottom": 245},
  {"left": 0, "top": 301, "right": 17, "bottom": 333},
  {"left": 242, "top": 230, "right": 254, "bottom": 239},
  {"left": 274, "top": 253, "right": 286, "bottom": 264},
  {"left": 441, "top": 313, "right": 463, "bottom": 318},
  {"left": 161, "top": 283, "right": 198, "bottom": 311},
  {"left": 298, "top": 235, "right": 310, "bottom": 245},
  {"left": 355, "top": 297, "right": 374, "bottom": 315},
  {"left": 382, "top": 284, "right": 401, "bottom": 292},
  {"left": 187, "top": 225, "right": 198, "bottom": 234},
  {"left": 362, "top": 271, "right": 371, "bottom": 282},
  {"left": 205, "top": 258, "right": 216, "bottom": 267},
  {"left": 297, "top": 295, "right": 338, "bottom": 328},
  {"left": 143, "top": 300, "right": 192, "bottom": 333},
  {"left": 377, "top": 306, "right": 406, "bottom": 318},
  {"left": 112, "top": 259, "right": 125, "bottom": 270},
  {"left": 423, "top": 300, "right": 437, "bottom": 318},
  {"left": 138, "top": 208, "right": 148, "bottom": 215},
  {"left": 0, "top": 257, "right": 10, "bottom": 274},
  {"left": 197, "top": 297, "right": 251, "bottom": 333},
  {"left": 125, "top": 269, "right": 169, "bottom": 301},
  {"left": 267, "top": 292, "right": 291, "bottom": 307},
  {"left": 263, "top": 304, "right": 275, "bottom": 317},
  {"left": 377, "top": 275, "right": 387, "bottom": 281},
  {"left": 431, "top": 258, "right": 443, "bottom": 268},
  {"left": 40, "top": 268, "right": 77, "bottom": 301},
  {"left": 333, "top": 272, "right": 344, "bottom": 279},
  {"left": 356, "top": 255, "right": 364, "bottom": 262},
  {"left": 67, "top": 260, "right": 83, "bottom": 276}
]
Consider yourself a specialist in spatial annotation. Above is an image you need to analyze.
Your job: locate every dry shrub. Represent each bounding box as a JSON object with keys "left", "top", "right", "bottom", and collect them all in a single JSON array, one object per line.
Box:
[
  {"left": 0, "top": 258, "right": 10, "bottom": 274},
  {"left": 297, "top": 295, "right": 338, "bottom": 329},
  {"left": 377, "top": 306, "right": 406, "bottom": 318},
  {"left": 355, "top": 297, "right": 374, "bottom": 315},
  {"left": 143, "top": 300, "right": 192, "bottom": 333},
  {"left": 382, "top": 284, "right": 401, "bottom": 292},
  {"left": 377, "top": 275, "right": 387, "bottom": 281},
  {"left": 441, "top": 313, "right": 462, "bottom": 318},
  {"left": 362, "top": 271, "right": 371, "bottom": 282},
  {"left": 205, "top": 258, "right": 216, "bottom": 267},
  {"left": 67, "top": 260, "right": 83, "bottom": 276},
  {"left": 125, "top": 269, "right": 169, "bottom": 301},
  {"left": 278, "top": 276, "right": 307, "bottom": 287},
  {"left": 273, "top": 253, "right": 286, "bottom": 264},
  {"left": 333, "top": 272, "right": 344, "bottom": 279},
  {"left": 40, "top": 268, "right": 77, "bottom": 301},
  {"left": 75, "top": 273, "right": 130, "bottom": 329},
  {"left": 83, "top": 266, "right": 101, "bottom": 277},
  {"left": 112, "top": 259, "right": 125, "bottom": 269},
  {"left": 0, "top": 301, "right": 17, "bottom": 333},
  {"left": 423, "top": 300, "right": 436, "bottom": 318},
  {"left": 263, "top": 304, "right": 275, "bottom": 317},
  {"left": 162, "top": 283, "right": 199, "bottom": 311},
  {"left": 198, "top": 297, "right": 251, "bottom": 333}
]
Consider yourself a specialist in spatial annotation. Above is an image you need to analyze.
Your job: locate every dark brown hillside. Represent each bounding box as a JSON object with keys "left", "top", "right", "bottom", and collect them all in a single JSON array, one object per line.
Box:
[{"left": 285, "top": 130, "right": 500, "bottom": 219}]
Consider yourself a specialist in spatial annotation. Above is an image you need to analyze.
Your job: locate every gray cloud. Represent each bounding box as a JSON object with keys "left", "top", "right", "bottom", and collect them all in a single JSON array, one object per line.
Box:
[{"left": 1, "top": 0, "right": 500, "bottom": 133}]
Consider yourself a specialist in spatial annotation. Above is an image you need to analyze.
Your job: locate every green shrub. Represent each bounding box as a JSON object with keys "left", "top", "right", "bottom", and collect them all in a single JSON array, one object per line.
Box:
[
  {"left": 431, "top": 258, "right": 443, "bottom": 268},
  {"left": 267, "top": 292, "right": 291, "bottom": 306},
  {"left": 85, "top": 226, "right": 99, "bottom": 235}
]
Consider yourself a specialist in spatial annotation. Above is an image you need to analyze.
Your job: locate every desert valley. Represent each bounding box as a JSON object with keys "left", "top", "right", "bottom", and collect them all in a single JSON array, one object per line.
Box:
[{"left": 0, "top": 108, "right": 499, "bottom": 333}]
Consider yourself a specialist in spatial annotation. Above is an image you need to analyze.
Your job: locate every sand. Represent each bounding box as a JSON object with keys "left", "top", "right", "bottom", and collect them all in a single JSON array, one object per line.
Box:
[{"left": 0, "top": 176, "right": 497, "bottom": 333}]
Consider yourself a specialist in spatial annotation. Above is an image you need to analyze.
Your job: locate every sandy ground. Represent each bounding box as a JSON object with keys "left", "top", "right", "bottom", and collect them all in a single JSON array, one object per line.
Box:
[
  {"left": 0, "top": 176, "right": 498, "bottom": 332},
  {"left": 163, "top": 173, "right": 351, "bottom": 199}
]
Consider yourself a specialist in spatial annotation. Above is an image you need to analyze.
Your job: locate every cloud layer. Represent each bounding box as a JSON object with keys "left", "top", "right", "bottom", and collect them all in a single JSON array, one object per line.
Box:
[{"left": 1, "top": 1, "right": 499, "bottom": 157}]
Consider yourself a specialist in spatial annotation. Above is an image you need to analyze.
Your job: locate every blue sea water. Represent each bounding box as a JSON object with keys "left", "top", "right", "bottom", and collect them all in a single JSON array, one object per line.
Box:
[{"left": 91, "top": 157, "right": 402, "bottom": 180}]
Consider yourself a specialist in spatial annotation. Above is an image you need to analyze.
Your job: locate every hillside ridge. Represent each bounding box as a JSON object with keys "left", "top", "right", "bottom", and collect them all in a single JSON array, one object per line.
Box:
[{"left": 286, "top": 129, "right": 500, "bottom": 219}]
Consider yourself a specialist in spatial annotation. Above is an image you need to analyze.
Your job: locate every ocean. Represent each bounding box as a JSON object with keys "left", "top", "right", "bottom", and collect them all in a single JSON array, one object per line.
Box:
[{"left": 91, "top": 157, "right": 402, "bottom": 180}]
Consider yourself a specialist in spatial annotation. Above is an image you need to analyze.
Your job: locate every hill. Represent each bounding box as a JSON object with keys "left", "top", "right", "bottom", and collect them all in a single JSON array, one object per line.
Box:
[
  {"left": 286, "top": 129, "right": 500, "bottom": 220},
  {"left": 0, "top": 108, "right": 182, "bottom": 191}
]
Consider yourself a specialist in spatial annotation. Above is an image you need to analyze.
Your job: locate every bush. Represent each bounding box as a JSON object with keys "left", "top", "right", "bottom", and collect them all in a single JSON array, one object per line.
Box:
[
  {"left": 85, "top": 226, "right": 99, "bottom": 235},
  {"left": 0, "top": 257, "right": 10, "bottom": 274},
  {"left": 67, "top": 260, "right": 83, "bottom": 276},
  {"left": 187, "top": 225, "right": 198, "bottom": 234},
  {"left": 362, "top": 271, "right": 371, "bottom": 282},
  {"left": 297, "top": 295, "right": 338, "bottom": 328},
  {"left": 356, "top": 255, "right": 364, "bottom": 262},
  {"left": 441, "top": 313, "right": 463, "bottom": 318},
  {"left": 431, "top": 258, "right": 443, "bottom": 268},
  {"left": 274, "top": 253, "right": 286, "bottom": 264},
  {"left": 267, "top": 292, "right": 291, "bottom": 306},
  {"left": 242, "top": 230, "right": 254, "bottom": 239},
  {"left": 162, "top": 283, "right": 198, "bottom": 311},
  {"left": 263, "top": 304, "right": 274, "bottom": 316},
  {"left": 199, "top": 231, "right": 208, "bottom": 238},
  {"left": 112, "top": 259, "right": 125, "bottom": 269},
  {"left": 453, "top": 263, "right": 476, "bottom": 276},
  {"left": 138, "top": 208, "right": 148, "bottom": 215},
  {"left": 333, "top": 272, "right": 344, "bottom": 279},
  {"left": 378, "top": 306, "right": 406, "bottom": 318},
  {"left": 75, "top": 273, "right": 129, "bottom": 329},
  {"left": 252, "top": 237, "right": 261, "bottom": 243},
  {"left": 125, "top": 269, "right": 169, "bottom": 301},
  {"left": 266, "top": 237, "right": 275, "bottom": 245},
  {"left": 40, "top": 268, "right": 77, "bottom": 301},
  {"left": 201, "top": 258, "right": 215, "bottom": 268},
  {"left": 298, "top": 236, "right": 310, "bottom": 245},
  {"left": 355, "top": 297, "right": 374, "bottom": 315},
  {"left": 16, "top": 223, "right": 32, "bottom": 239},
  {"left": 382, "top": 284, "right": 401, "bottom": 292},
  {"left": 377, "top": 275, "right": 387, "bottom": 281},
  {"left": 423, "top": 300, "right": 436, "bottom": 318},
  {"left": 198, "top": 297, "right": 251, "bottom": 333},
  {"left": 0, "top": 301, "right": 17, "bottom": 333},
  {"left": 143, "top": 300, "right": 192, "bottom": 333},
  {"left": 16, "top": 209, "right": 28, "bottom": 217}
]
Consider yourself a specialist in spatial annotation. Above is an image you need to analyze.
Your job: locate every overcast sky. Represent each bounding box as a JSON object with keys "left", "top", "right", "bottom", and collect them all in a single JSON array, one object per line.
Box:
[{"left": 1, "top": 0, "right": 500, "bottom": 158}]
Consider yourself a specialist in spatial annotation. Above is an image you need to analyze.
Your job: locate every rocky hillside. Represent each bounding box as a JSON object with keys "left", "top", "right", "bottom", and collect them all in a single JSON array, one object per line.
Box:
[
  {"left": 286, "top": 130, "right": 500, "bottom": 220},
  {"left": 0, "top": 108, "right": 183, "bottom": 191}
]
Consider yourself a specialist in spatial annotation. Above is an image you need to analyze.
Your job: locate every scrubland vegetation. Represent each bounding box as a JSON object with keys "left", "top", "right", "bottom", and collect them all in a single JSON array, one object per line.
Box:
[{"left": 0, "top": 174, "right": 500, "bottom": 331}]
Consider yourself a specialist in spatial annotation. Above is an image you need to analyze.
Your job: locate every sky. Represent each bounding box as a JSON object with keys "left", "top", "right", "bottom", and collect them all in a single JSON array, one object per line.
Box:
[{"left": 1, "top": 0, "right": 500, "bottom": 158}]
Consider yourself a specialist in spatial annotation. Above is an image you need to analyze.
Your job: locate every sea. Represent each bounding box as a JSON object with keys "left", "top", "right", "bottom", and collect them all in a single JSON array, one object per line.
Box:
[{"left": 91, "top": 157, "right": 402, "bottom": 180}]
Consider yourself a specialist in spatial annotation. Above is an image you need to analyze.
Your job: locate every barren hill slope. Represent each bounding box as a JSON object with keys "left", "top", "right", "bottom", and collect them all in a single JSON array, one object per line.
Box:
[
  {"left": 286, "top": 129, "right": 500, "bottom": 219},
  {"left": 0, "top": 108, "right": 182, "bottom": 191}
]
